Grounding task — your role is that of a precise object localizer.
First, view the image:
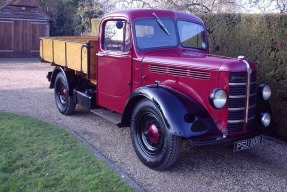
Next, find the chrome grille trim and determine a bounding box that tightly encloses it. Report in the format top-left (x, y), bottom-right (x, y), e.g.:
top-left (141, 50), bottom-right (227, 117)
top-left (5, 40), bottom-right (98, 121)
top-left (249, 92), bottom-right (257, 97)
top-left (228, 104), bottom-right (256, 111)
top-left (228, 119), bottom-right (245, 123)
top-left (229, 95), bottom-right (246, 99)
top-left (228, 107), bottom-right (245, 111)
top-left (228, 71), bottom-right (257, 133)
top-left (249, 104), bottom-right (256, 109)
top-left (228, 117), bottom-right (256, 124)
top-left (242, 59), bottom-right (252, 124)
top-left (229, 82), bottom-right (247, 86)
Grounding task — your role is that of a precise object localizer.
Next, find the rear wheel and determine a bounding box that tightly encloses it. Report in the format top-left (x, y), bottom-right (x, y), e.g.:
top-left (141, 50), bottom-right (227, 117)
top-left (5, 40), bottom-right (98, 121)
top-left (130, 99), bottom-right (182, 170)
top-left (54, 72), bottom-right (76, 115)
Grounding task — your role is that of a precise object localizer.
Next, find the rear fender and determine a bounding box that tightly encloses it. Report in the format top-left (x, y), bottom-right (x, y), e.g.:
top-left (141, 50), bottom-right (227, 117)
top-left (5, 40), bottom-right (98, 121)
top-left (120, 85), bottom-right (218, 138)
top-left (49, 67), bottom-right (75, 96)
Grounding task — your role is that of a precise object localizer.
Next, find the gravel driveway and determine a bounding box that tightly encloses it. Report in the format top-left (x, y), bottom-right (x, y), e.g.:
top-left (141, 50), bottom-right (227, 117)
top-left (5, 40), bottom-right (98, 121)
top-left (1, 58), bottom-right (287, 192)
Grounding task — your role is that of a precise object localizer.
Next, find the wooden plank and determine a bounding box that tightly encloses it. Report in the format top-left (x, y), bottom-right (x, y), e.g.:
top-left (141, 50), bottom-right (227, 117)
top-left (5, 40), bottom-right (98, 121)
top-left (30, 22), bottom-right (38, 50)
top-left (45, 36), bottom-right (98, 43)
top-left (30, 22), bottom-right (49, 57)
top-left (53, 40), bottom-right (66, 65)
top-left (40, 38), bottom-right (53, 62)
top-left (0, 20), bottom-right (14, 57)
top-left (0, 21), bottom-right (13, 50)
top-left (89, 41), bottom-right (98, 80)
top-left (23, 20), bottom-right (30, 57)
top-left (91, 19), bottom-right (101, 36)
top-left (66, 41), bottom-right (87, 73)
top-left (14, 20), bottom-right (23, 57)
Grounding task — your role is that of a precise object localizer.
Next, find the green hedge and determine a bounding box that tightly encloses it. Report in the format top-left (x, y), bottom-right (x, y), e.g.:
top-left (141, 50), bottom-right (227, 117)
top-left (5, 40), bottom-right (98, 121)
top-left (200, 13), bottom-right (287, 140)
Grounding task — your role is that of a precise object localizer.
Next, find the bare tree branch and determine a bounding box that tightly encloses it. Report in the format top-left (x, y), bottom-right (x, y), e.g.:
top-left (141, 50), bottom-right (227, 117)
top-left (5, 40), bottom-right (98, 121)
top-left (100, 0), bottom-right (285, 13)
top-left (275, 0), bottom-right (287, 13)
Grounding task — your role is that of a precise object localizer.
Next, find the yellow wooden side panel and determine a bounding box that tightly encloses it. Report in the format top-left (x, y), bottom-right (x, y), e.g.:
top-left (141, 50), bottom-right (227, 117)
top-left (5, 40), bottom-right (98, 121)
top-left (40, 38), bottom-right (53, 62)
top-left (53, 40), bottom-right (66, 66)
top-left (66, 41), bottom-right (88, 74)
top-left (40, 36), bottom-right (98, 77)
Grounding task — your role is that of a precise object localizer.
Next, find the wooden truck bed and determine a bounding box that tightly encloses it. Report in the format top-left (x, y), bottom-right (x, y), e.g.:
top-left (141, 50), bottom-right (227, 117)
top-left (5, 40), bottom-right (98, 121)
top-left (40, 36), bottom-right (98, 84)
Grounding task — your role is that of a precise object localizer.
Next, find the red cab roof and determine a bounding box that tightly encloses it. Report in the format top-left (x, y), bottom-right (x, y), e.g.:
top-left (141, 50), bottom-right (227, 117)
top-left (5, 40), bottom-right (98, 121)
top-left (105, 9), bottom-right (204, 24)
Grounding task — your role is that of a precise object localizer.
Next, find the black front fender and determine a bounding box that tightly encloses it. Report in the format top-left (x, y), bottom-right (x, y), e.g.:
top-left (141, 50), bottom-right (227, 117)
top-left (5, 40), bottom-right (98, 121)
top-left (120, 85), bottom-right (218, 138)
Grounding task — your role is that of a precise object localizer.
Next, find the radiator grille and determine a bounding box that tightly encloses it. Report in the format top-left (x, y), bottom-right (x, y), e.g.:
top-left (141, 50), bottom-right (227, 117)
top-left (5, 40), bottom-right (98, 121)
top-left (228, 72), bottom-right (257, 132)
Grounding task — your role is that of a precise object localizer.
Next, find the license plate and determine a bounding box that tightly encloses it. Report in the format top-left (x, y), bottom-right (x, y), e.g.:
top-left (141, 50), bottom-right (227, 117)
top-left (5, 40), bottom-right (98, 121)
top-left (233, 135), bottom-right (263, 152)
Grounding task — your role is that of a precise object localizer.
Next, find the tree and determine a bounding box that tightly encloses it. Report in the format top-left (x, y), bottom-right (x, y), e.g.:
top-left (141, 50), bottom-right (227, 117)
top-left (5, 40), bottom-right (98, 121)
top-left (243, 0), bottom-right (287, 13)
top-left (98, 0), bottom-right (118, 13)
top-left (74, 0), bottom-right (103, 35)
top-left (42, 0), bottom-right (78, 35)
top-left (36, 0), bottom-right (103, 35)
top-left (164, 0), bottom-right (241, 13)
top-left (113, 0), bottom-right (241, 13)
top-left (0, 0), bottom-right (103, 35)
top-left (274, 0), bottom-right (287, 13)
top-left (0, 0), bottom-right (6, 7)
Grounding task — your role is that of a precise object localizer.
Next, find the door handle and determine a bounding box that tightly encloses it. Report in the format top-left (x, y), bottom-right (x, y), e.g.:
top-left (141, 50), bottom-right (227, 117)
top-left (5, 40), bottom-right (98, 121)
top-left (96, 53), bottom-right (104, 57)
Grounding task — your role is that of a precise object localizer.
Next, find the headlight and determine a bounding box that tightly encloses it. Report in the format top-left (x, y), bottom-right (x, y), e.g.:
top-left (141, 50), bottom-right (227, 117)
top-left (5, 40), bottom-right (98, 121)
top-left (209, 89), bottom-right (227, 109)
top-left (260, 84), bottom-right (271, 101)
top-left (261, 113), bottom-right (271, 127)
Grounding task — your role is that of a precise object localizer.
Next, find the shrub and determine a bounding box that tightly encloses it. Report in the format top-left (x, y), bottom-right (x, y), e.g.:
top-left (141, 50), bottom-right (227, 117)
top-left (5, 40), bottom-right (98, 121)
top-left (200, 13), bottom-right (287, 140)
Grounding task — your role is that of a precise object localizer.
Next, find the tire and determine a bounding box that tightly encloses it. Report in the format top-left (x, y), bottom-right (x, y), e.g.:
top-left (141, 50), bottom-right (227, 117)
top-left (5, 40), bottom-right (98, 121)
top-left (54, 72), bottom-right (76, 115)
top-left (130, 99), bottom-right (182, 170)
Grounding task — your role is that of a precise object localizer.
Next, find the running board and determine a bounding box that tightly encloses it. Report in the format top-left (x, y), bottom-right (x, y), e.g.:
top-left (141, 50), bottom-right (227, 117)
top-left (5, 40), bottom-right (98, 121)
top-left (90, 108), bottom-right (122, 125)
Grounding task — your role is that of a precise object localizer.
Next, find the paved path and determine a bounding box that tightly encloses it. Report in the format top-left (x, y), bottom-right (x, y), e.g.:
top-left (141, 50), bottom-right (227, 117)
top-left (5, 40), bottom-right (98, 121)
top-left (1, 58), bottom-right (287, 192)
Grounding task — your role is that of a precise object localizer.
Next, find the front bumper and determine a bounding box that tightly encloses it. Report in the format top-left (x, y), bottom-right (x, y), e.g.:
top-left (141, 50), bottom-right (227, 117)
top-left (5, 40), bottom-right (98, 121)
top-left (191, 127), bottom-right (272, 147)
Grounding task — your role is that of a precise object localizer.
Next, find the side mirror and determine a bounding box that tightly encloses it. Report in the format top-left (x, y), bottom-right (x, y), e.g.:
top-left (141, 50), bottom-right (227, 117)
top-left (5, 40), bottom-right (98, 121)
top-left (116, 21), bottom-right (123, 29)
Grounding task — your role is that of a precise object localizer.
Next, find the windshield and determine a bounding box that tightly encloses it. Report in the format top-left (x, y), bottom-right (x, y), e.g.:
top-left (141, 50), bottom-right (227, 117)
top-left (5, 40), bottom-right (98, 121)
top-left (134, 18), bottom-right (178, 50)
top-left (133, 18), bottom-right (207, 50)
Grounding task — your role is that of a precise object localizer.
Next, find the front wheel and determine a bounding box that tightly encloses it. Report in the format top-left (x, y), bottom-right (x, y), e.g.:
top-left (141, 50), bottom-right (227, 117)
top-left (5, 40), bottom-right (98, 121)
top-left (130, 99), bottom-right (182, 170)
top-left (54, 72), bottom-right (76, 115)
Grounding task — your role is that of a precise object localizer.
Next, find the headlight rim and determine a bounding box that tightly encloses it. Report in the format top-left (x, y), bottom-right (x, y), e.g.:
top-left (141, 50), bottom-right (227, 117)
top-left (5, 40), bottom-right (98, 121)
top-left (209, 88), bottom-right (227, 109)
top-left (260, 83), bottom-right (271, 101)
top-left (261, 112), bottom-right (271, 127)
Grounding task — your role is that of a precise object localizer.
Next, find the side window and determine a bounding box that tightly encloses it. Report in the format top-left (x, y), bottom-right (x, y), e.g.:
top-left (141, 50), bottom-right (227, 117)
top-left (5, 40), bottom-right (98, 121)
top-left (103, 20), bottom-right (130, 52)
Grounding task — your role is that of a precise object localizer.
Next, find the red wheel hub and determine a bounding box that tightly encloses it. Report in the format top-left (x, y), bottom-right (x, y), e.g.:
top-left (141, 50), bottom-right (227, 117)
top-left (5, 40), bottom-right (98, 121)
top-left (147, 124), bottom-right (159, 143)
top-left (62, 88), bottom-right (67, 96)
top-left (60, 87), bottom-right (68, 98)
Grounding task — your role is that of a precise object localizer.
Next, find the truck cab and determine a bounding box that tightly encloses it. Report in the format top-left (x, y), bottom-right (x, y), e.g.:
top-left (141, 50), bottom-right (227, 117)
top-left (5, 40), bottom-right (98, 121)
top-left (40, 9), bottom-right (272, 170)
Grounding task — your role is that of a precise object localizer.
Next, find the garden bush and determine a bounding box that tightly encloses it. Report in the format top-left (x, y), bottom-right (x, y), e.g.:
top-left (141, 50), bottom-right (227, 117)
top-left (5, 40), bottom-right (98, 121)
top-left (200, 13), bottom-right (287, 140)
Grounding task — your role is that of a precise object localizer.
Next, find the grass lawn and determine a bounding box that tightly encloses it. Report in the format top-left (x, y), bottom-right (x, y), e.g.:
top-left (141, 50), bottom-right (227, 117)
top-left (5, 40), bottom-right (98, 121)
top-left (0, 112), bottom-right (134, 192)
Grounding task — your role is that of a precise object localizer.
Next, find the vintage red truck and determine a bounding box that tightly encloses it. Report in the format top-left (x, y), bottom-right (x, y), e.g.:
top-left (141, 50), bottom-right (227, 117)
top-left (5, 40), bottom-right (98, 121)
top-left (40, 9), bottom-right (272, 170)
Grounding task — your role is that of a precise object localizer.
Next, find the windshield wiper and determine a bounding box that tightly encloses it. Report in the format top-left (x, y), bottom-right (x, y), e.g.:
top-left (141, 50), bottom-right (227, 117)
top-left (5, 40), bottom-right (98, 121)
top-left (152, 12), bottom-right (170, 36)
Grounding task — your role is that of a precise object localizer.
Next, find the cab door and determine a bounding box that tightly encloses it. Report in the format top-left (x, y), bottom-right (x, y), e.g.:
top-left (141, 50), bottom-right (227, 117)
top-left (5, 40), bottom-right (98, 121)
top-left (97, 19), bottom-right (132, 113)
